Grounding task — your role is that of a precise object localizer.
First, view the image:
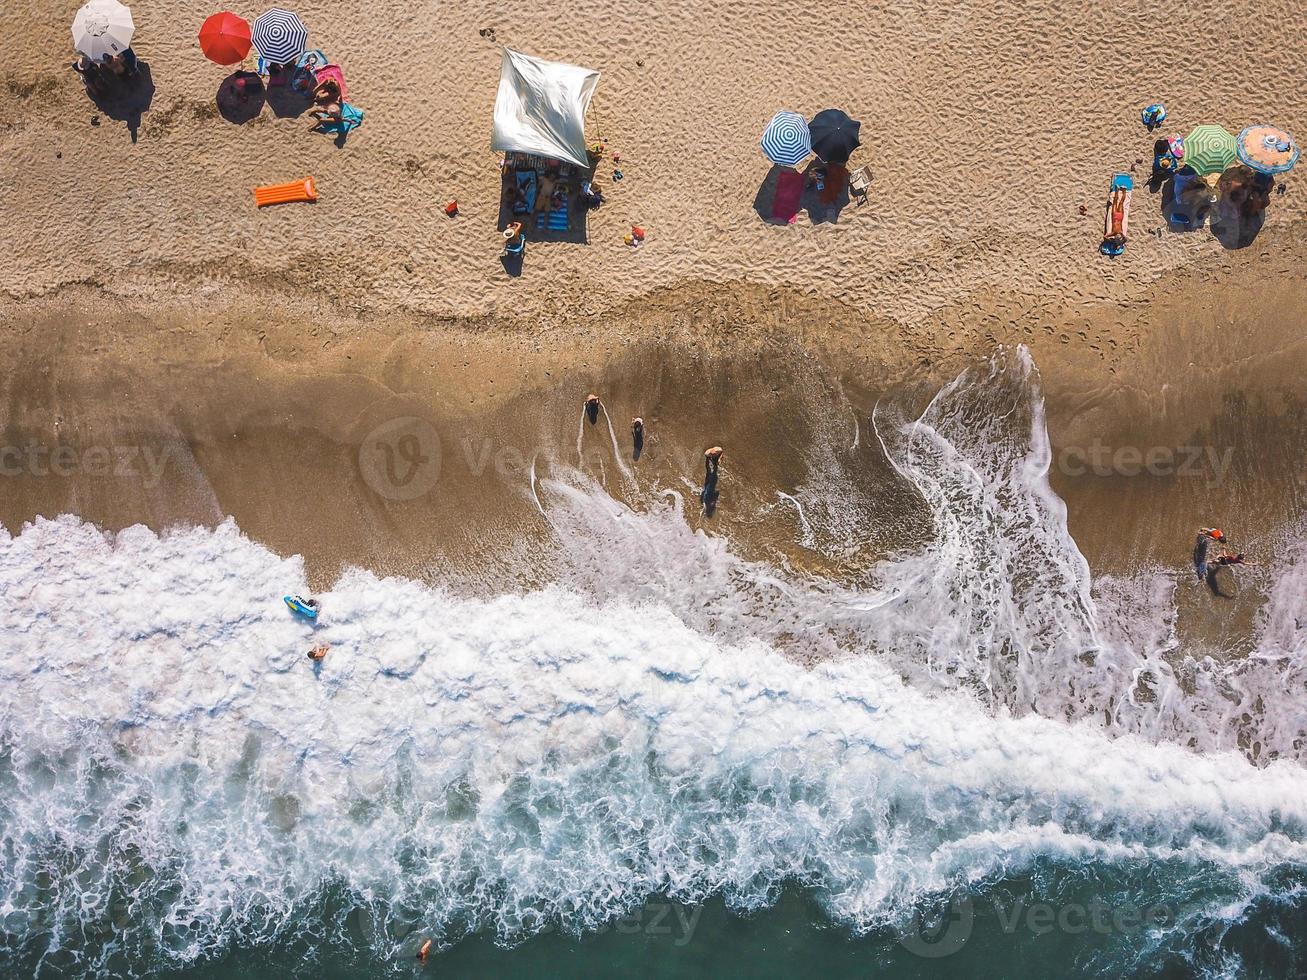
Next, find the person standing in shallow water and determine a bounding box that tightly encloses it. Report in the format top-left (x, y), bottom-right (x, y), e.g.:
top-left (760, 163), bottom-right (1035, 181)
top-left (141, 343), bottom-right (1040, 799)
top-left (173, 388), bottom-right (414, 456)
top-left (704, 446), bottom-right (723, 480)
top-left (702, 446), bottom-right (723, 514)
top-left (585, 394), bottom-right (601, 425)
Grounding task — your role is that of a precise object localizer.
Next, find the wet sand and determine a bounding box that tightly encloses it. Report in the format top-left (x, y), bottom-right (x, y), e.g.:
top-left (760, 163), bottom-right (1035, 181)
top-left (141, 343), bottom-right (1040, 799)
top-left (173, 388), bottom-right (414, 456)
top-left (3, 221), bottom-right (1306, 620)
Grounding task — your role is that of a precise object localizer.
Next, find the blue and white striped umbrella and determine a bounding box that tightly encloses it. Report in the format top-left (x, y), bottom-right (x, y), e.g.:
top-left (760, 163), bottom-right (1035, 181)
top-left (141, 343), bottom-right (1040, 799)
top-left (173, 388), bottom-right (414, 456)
top-left (760, 110), bottom-right (811, 167)
top-left (251, 8), bottom-right (308, 65)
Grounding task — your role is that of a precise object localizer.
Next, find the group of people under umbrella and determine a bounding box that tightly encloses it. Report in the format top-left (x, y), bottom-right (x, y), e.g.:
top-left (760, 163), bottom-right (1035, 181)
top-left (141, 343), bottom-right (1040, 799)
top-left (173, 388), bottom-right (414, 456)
top-left (70, 0), bottom-right (362, 137)
top-left (197, 7), bottom-right (362, 134)
top-left (1104, 108), bottom-right (1297, 254)
top-left (70, 0), bottom-right (142, 97)
top-left (759, 108), bottom-right (863, 223)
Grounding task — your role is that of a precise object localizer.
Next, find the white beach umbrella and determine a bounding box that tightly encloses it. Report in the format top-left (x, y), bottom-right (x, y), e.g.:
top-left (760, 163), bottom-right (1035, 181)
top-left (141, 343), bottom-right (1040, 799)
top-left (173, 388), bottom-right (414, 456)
top-left (72, 0), bottom-right (135, 60)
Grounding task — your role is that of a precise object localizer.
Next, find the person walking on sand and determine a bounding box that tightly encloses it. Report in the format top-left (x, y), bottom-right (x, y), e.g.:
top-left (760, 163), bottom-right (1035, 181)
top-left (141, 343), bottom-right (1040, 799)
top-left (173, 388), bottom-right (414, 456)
top-left (585, 394), bottom-right (601, 425)
top-left (632, 417), bottom-right (644, 457)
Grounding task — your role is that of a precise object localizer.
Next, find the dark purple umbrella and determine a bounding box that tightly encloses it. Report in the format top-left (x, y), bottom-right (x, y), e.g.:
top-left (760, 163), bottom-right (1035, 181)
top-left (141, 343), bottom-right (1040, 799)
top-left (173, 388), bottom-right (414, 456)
top-left (809, 109), bottom-right (861, 164)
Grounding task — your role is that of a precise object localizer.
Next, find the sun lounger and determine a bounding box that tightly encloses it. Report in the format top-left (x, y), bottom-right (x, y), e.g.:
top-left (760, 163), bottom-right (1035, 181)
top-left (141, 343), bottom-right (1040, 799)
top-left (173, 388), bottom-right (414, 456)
top-left (1100, 173), bottom-right (1131, 256)
top-left (503, 232), bottom-right (526, 257)
top-left (848, 165), bottom-right (872, 205)
top-left (772, 168), bottom-right (804, 224)
top-left (254, 177), bottom-right (318, 207)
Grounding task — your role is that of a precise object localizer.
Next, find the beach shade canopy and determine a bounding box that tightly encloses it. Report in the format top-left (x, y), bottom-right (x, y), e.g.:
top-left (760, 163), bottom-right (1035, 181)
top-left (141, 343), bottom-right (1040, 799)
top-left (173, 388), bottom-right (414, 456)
top-left (809, 108), bottom-right (861, 164)
top-left (491, 49), bottom-right (600, 169)
top-left (72, 0), bottom-right (134, 61)
top-left (760, 110), bottom-right (812, 167)
top-left (251, 8), bottom-right (307, 65)
top-left (199, 11), bottom-right (252, 65)
top-left (1237, 125), bottom-right (1299, 175)
top-left (1183, 124), bottom-right (1237, 176)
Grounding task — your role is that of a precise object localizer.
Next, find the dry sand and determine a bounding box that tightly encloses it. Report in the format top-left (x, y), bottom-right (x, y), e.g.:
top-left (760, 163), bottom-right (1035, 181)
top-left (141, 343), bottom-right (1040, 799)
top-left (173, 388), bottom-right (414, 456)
top-left (3, 0), bottom-right (1304, 324)
top-left (2, 0), bottom-right (1307, 609)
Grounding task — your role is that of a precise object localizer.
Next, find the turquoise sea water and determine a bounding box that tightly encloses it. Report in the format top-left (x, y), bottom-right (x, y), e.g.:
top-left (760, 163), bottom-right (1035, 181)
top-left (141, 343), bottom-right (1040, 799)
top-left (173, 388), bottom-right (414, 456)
top-left (154, 879), bottom-right (1306, 979)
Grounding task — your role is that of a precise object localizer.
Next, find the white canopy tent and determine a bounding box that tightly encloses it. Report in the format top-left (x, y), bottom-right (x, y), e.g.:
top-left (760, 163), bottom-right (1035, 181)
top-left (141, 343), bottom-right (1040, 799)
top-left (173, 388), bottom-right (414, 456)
top-left (491, 49), bottom-right (600, 169)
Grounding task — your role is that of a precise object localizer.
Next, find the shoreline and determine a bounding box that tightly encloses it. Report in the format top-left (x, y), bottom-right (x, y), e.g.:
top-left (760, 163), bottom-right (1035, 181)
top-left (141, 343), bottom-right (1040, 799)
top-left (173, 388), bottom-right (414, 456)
top-left (3, 220), bottom-right (1305, 598)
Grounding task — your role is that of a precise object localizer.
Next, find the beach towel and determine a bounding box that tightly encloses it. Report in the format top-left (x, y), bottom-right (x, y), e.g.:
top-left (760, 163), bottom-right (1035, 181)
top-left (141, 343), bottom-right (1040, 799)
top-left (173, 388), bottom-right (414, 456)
top-left (297, 49), bottom-right (330, 72)
top-left (542, 197), bottom-right (569, 231)
top-left (772, 169), bottom-right (804, 224)
top-left (515, 170), bottom-right (537, 213)
top-left (1100, 173), bottom-right (1131, 255)
top-left (312, 102), bottom-right (364, 136)
top-left (820, 163), bottom-right (848, 204)
top-left (314, 64), bottom-right (347, 101)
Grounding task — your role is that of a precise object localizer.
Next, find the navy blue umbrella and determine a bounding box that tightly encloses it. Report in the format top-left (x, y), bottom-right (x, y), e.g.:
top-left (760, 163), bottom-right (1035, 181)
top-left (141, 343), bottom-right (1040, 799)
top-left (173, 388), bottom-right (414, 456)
top-left (809, 109), bottom-right (861, 164)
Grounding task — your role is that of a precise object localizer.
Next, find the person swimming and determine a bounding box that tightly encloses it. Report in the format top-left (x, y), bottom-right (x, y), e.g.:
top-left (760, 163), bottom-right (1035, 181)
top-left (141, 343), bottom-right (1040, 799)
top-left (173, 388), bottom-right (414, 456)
top-left (306, 644), bottom-right (329, 661)
top-left (585, 394), bottom-right (601, 425)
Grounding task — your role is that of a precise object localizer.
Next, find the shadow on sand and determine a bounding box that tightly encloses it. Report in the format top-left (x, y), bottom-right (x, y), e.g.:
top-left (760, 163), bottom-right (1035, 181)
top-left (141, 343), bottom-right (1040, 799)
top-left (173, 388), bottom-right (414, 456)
top-left (753, 164), bottom-right (852, 226)
top-left (265, 78), bottom-right (313, 119)
top-left (1210, 200), bottom-right (1266, 250)
top-left (85, 62), bottom-right (155, 142)
top-left (500, 251), bottom-right (524, 278)
top-left (216, 71), bottom-right (265, 124)
top-left (1159, 175), bottom-right (1212, 233)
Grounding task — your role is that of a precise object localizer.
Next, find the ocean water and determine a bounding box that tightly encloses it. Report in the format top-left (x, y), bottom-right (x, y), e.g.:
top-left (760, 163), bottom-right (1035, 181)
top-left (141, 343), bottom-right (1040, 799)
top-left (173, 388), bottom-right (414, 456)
top-left (2, 351), bottom-right (1305, 978)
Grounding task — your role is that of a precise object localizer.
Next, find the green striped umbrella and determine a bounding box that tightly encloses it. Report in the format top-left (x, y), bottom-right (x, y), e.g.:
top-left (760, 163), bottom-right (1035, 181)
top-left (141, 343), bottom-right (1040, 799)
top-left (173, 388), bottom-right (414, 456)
top-left (1183, 124), bottom-right (1237, 175)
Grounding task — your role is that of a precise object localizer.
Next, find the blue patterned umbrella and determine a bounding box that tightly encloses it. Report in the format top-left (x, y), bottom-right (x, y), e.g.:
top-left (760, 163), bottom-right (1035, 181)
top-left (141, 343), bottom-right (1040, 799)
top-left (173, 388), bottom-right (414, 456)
top-left (251, 8), bottom-right (307, 65)
top-left (761, 110), bottom-right (811, 167)
top-left (1236, 125), bottom-right (1299, 175)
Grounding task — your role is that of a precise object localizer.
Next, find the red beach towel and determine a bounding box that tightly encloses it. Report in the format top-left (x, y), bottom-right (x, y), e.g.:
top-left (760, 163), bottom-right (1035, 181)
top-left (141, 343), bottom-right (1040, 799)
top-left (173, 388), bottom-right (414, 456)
top-left (772, 169), bottom-right (804, 224)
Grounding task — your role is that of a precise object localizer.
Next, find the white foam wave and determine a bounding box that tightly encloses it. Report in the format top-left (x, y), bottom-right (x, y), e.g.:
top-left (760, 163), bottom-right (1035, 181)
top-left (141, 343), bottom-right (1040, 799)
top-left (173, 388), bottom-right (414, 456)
top-left (1, 516), bottom-right (1305, 975)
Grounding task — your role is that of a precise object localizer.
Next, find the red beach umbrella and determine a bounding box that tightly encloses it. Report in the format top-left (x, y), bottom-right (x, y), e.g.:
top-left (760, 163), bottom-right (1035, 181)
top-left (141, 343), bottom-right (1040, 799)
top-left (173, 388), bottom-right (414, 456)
top-left (199, 11), bottom-right (252, 65)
